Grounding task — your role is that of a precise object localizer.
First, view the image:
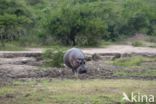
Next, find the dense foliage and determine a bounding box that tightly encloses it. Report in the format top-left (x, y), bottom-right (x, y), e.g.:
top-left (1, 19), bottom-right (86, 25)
top-left (0, 0), bottom-right (33, 46)
top-left (0, 0), bottom-right (156, 46)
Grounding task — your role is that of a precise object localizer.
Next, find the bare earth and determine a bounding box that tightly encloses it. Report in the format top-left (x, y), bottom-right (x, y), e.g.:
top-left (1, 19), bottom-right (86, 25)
top-left (82, 45), bottom-right (156, 55)
top-left (28, 45), bottom-right (156, 55)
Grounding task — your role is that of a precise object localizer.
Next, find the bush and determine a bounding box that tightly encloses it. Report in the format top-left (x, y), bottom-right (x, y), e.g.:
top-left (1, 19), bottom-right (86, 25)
top-left (42, 48), bottom-right (65, 67)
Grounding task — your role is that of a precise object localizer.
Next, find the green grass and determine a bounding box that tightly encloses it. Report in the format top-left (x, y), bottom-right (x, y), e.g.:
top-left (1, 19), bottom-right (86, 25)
top-left (114, 69), bottom-right (156, 77)
top-left (113, 56), bottom-right (156, 67)
top-left (113, 56), bottom-right (144, 67)
top-left (0, 86), bottom-right (15, 96)
top-left (0, 41), bottom-right (71, 51)
top-left (112, 56), bottom-right (156, 77)
top-left (147, 36), bottom-right (156, 43)
top-left (132, 41), bottom-right (144, 47)
top-left (0, 79), bottom-right (156, 104)
top-left (0, 42), bottom-right (25, 51)
top-left (99, 40), bottom-right (112, 48)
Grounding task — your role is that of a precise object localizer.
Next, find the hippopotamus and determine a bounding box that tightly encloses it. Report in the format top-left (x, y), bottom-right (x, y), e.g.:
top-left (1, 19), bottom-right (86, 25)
top-left (64, 48), bottom-right (87, 74)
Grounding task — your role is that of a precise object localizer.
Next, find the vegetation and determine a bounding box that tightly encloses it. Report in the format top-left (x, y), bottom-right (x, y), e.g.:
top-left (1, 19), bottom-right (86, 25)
top-left (114, 69), bottom-right (156, 77)
top-left (113, 56), bottom-right (144, 67)
top-left (0, 0), bottom-right (156, 47)
top-left (132, 41), bottom-right (144, 47)
top-left (112, 56), bottom-right (156, 77)
top-left (113, 56), bottom-right (156, 67)
top-left (0, 0), bottom-right (33, 47)
top-left (147, 36), bottom-right (156, 43)
top-left (0, 79), bottom-right (156, 104)
top-left (42, 48), bottom-right (65, 67)
top-left (0, 1), bottom-right (156, 104)
top-left (0, 41), bottom-right (25, 51)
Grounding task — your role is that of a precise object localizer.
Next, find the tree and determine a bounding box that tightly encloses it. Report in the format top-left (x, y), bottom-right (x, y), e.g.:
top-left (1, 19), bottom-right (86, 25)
top-left (47, 3), bottom-right (106, 46)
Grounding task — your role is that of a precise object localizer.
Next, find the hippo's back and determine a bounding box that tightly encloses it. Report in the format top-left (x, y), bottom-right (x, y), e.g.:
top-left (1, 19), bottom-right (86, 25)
top-left (64, 48), bottom-right (85, 69)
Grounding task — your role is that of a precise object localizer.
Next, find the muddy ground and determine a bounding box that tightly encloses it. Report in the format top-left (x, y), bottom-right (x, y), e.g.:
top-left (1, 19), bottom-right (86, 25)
top-left (0, 55), bottom-right (116, 80)
top-left (0, 50), bottom-right (156, 86)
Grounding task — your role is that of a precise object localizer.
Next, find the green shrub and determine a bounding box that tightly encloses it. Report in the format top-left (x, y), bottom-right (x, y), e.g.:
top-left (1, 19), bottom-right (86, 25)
top-left (42, 48), bottom-right (65, 67)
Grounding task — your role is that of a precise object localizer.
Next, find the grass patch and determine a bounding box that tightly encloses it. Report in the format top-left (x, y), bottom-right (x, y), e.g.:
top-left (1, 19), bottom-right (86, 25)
top-left (99, 40), bottom-right (112, 48)
top-left (147, 36), bottom-right (156, 43)
top-left (132, 41), bottom-right (144, 47)
top-left (113, 56), bottom-right (156, 77)
top-left (0, 41), bottom-right (71, 51)
top-left (0, 86), bottom-right (15, 96)
top-left (0, 41), bottom-right (25, 51)
top-left (113, 56), bottom-right (156, 67)
top-left (114, 69), bottom-right (156, 77)
top-left (0, 79), bottom-right (156, 104)
top-left (113, 56), bottom-right (144, 67)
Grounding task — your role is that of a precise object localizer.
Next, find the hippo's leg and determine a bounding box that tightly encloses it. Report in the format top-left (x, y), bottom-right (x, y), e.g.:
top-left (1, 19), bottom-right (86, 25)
top-left (74, 72), bottom-right (79, 79)
top-left (72, 68), bottom-right (79, 79)
top-left (72, 68), bottom-right (75, 73)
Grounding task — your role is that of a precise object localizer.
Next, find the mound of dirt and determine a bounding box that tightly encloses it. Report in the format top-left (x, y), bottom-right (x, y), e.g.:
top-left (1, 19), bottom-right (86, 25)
top-left (0, 57), bottom-right (37, 65)
top-left (0, 64), bottom-right (39, 78)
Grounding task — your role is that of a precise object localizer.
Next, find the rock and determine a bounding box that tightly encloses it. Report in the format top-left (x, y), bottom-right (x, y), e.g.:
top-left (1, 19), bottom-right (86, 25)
top-left (92, 53), bottom-right (101, 61)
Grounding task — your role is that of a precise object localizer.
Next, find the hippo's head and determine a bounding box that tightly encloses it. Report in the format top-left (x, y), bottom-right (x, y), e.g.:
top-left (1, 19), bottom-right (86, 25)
top-left (76, 59), bottom-right (87, 74)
